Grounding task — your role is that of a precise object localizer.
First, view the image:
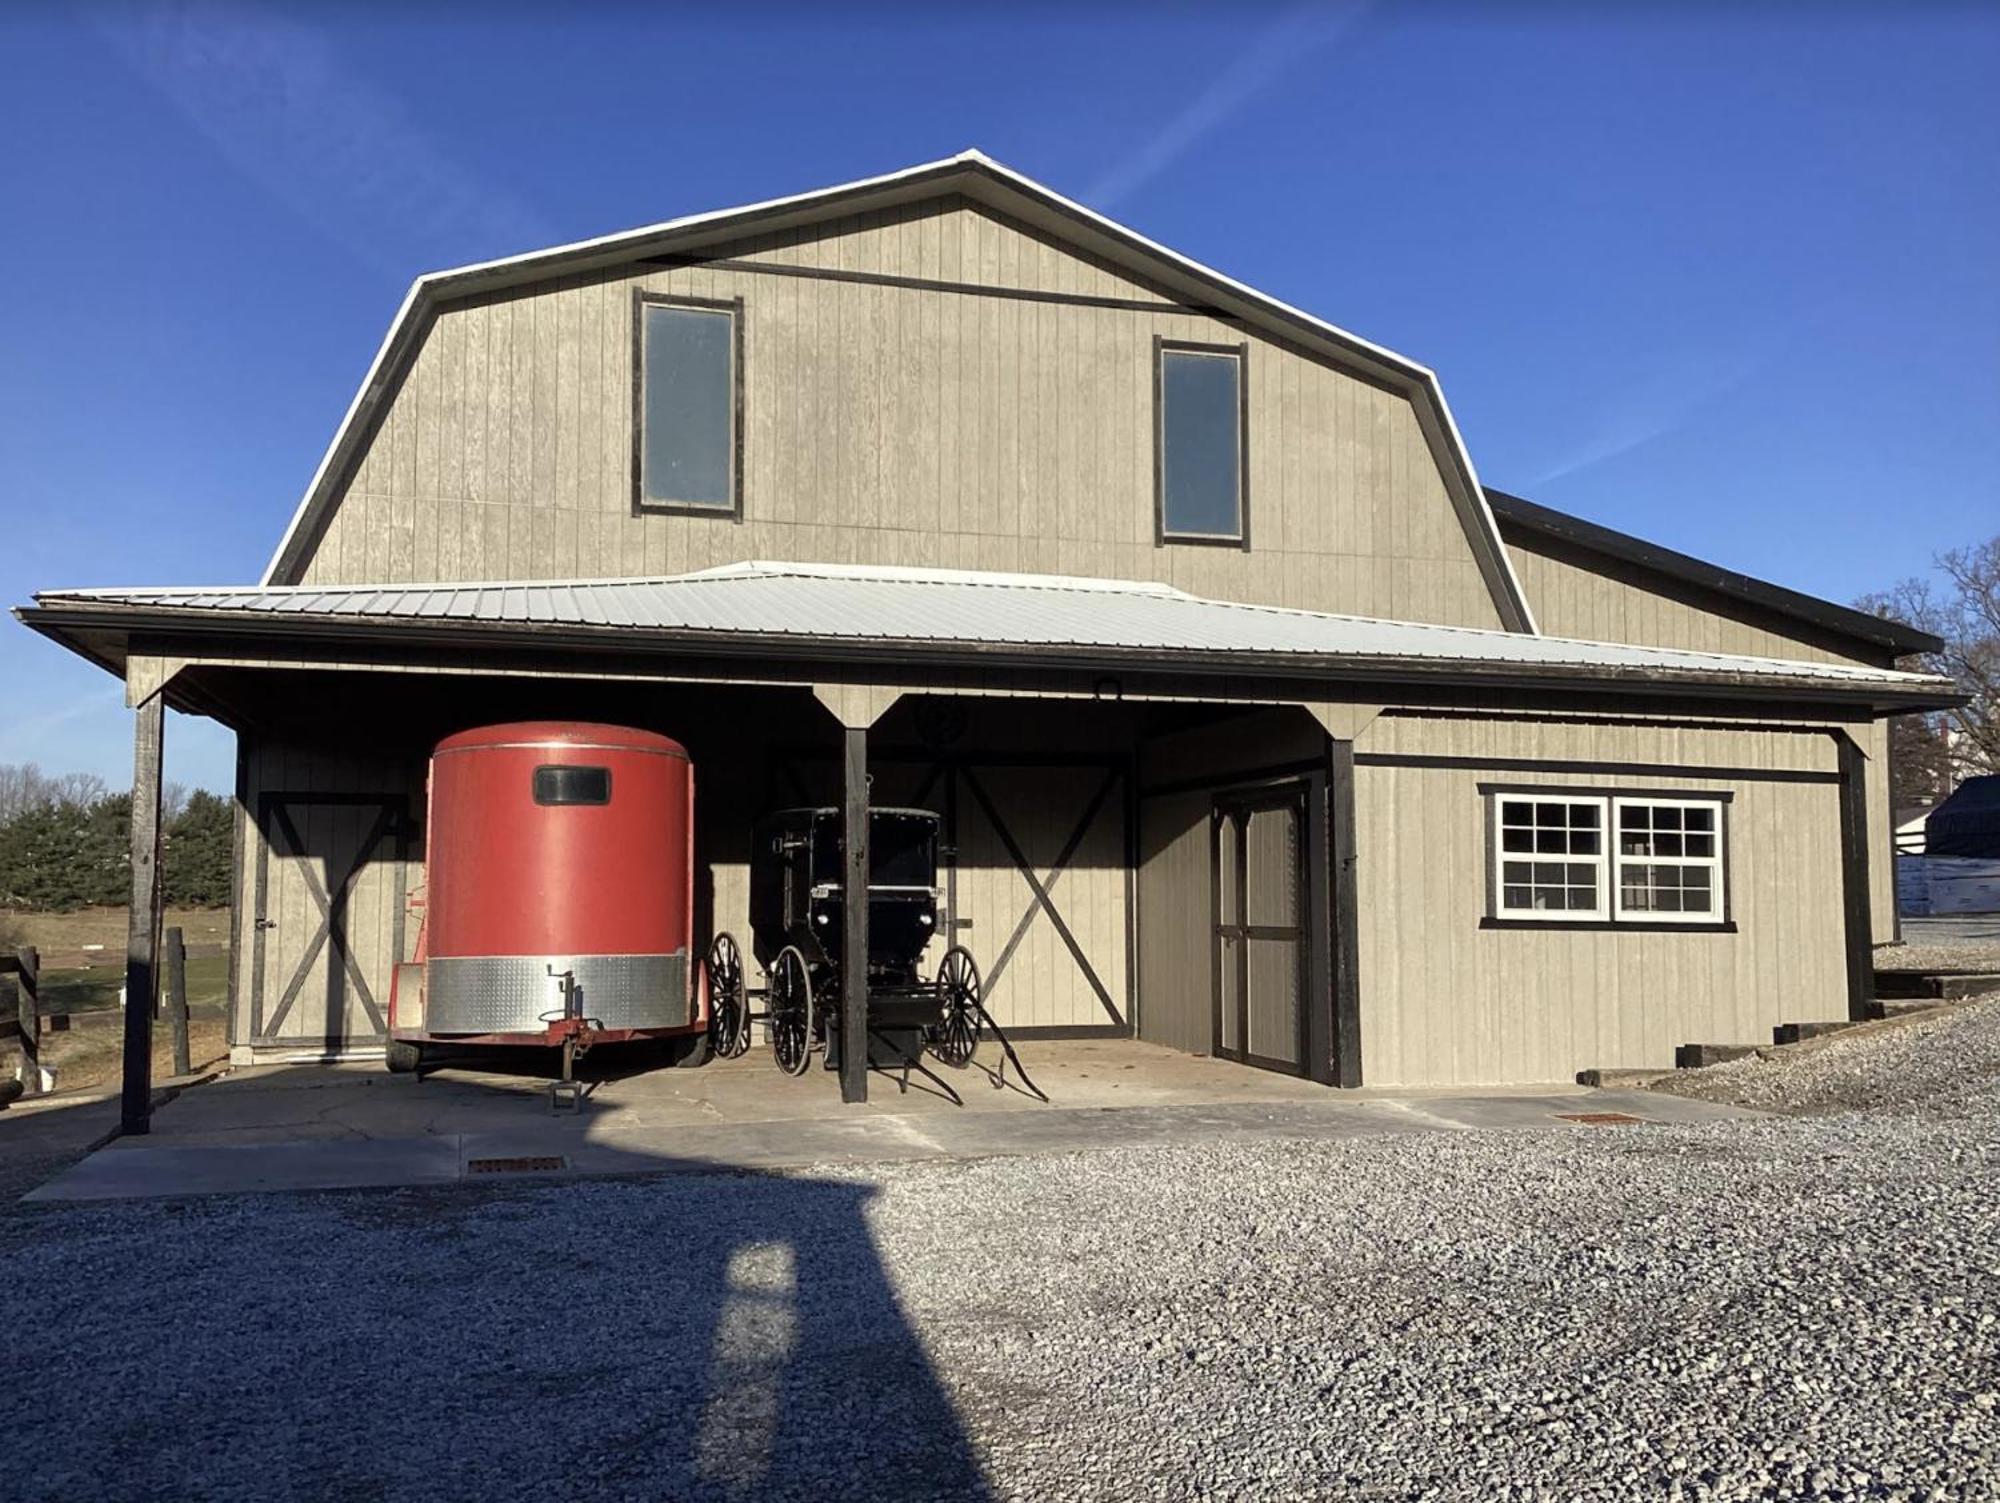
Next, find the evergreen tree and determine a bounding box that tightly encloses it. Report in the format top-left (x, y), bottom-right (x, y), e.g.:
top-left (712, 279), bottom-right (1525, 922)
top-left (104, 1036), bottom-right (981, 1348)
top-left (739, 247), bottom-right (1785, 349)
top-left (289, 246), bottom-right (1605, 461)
top-left (165, 790), bottom-right (235, 906)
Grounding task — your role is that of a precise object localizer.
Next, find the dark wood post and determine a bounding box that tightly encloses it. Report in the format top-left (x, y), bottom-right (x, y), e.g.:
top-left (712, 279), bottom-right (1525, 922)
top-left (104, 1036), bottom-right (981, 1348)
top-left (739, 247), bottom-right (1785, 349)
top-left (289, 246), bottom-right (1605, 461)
top-left (164, 926), bottom-right (191, 1077)
top-left (1327, 740), bottom-right (1363, 1088)
top-left (1836, 730), bottom-right (1875, 1023)
top-left (13, 947), bottom-right (39, 1097)
top-left (841, 724), bottom-right (870, 1105)
top-left (122, 692), bottom-right (166, 1137)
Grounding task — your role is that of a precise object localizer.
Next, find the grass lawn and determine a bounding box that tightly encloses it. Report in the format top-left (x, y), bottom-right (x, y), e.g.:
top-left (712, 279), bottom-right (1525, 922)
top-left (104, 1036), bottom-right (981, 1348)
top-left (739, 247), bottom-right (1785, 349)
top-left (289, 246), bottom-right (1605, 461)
top-left (0, 907), bottom-right (231, 969)
top-left (37, 1010), bottom-right (231, 1094)
top-left (36, 952), bottom-right (230, 1017)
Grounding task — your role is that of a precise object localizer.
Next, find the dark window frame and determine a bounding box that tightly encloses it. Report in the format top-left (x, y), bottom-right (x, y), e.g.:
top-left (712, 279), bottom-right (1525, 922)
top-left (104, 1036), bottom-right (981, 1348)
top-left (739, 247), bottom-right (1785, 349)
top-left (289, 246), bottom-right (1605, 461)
top-left (533, 764), bottom-right (613, 807)
top-left (1154, 335), bottom-right (1250, 550)
top-left (1478, 784), bottom-right (1735, 933)
top-left (630, 290), bottom-right (746, 522)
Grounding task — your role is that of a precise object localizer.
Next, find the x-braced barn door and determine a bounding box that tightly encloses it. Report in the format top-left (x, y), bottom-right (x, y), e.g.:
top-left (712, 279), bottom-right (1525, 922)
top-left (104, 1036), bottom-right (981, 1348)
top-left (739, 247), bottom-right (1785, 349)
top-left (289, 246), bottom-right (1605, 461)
top-left (251, 793), bottom-right (409, 1054)
top-left (1212, 784), bottom-right (1309, 1075)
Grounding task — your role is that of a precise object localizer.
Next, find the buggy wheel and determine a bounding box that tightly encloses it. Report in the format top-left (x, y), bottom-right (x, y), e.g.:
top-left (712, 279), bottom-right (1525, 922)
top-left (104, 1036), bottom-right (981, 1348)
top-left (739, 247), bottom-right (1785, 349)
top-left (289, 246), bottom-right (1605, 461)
top-left (707, 933), bottom-right (750, 1059)
top-left (769, 946), bottom-right (815, 1079)
top-left (929, 946), bottom-right (983, 1068)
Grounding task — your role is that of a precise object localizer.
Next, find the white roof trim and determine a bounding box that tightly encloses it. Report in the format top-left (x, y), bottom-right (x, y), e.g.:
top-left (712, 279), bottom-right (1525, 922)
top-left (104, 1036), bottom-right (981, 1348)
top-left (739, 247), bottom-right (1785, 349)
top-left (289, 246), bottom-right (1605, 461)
top-left (256, 149), bottom-right (1535, 634)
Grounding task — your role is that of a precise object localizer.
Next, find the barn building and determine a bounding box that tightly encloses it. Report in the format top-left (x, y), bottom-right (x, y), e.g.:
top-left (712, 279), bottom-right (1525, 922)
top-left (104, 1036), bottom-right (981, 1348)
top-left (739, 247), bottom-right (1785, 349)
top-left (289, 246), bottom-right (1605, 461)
top-left (15, 152), bottom-right (1954, 1114)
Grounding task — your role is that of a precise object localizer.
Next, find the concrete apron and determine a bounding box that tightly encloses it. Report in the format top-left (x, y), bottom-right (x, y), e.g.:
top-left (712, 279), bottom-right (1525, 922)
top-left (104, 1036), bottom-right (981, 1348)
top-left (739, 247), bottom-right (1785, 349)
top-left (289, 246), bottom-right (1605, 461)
top-left (23, 1041), bottom-right (1761, 1203)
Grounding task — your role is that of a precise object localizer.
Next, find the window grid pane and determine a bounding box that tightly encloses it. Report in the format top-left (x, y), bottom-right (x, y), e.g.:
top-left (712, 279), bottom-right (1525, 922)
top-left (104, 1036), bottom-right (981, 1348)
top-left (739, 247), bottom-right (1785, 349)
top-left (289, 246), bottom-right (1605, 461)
top-left (1494, 798), bottom-right (1605, 917)
top-left (1612, 799), bottom-right (1725, 920)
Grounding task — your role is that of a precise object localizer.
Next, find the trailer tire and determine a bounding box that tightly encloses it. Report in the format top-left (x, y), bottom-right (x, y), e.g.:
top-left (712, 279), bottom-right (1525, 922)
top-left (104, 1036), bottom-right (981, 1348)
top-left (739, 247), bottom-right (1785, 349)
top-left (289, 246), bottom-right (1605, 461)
top-left (673, 1030), bottom-right (712, 1069)
top-left (385, 1039), bottom-right (425, 1075)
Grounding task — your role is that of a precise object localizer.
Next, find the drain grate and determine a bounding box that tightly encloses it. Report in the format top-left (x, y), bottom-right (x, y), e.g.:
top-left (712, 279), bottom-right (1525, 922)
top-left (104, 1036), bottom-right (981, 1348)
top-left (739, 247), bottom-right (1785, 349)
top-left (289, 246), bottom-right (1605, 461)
top-left (1556, 1112), bottom-right (1646, 1127)
top-left (467, 1155), bottom-right (567, 1174)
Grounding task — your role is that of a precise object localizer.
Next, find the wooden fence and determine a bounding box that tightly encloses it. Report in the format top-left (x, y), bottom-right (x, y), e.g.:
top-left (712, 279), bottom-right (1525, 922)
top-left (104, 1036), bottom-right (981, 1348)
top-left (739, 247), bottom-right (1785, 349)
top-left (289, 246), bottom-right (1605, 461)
top-left (1, 928), bottom-right (194, 1101)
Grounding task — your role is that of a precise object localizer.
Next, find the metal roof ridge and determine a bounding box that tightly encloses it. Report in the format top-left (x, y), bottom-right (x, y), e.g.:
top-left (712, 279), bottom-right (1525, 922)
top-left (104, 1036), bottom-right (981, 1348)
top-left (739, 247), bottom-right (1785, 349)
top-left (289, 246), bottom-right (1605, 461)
top-left (680, 560), bottom-right (1188, 595)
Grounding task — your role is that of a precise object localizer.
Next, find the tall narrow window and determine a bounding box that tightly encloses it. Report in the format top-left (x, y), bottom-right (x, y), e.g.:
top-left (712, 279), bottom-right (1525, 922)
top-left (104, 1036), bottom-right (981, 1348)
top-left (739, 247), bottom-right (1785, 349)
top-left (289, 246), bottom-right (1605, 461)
top-left (635, 294), bottom-right (740, 515)
top-left (1157, 341), bottom-right (1246, 544)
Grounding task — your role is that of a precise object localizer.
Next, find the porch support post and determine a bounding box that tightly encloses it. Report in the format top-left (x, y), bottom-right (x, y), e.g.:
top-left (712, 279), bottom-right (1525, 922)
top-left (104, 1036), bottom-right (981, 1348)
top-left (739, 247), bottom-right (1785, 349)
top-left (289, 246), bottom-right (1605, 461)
top-left (1327, 738), bottom-right (1363, 1087)
top-left (121, 690), bottom-right (166, 1137)
top-left (841, 724), bottom-right (870, 1105)
top-left (1835, 730), bottom-right (1875, 1023)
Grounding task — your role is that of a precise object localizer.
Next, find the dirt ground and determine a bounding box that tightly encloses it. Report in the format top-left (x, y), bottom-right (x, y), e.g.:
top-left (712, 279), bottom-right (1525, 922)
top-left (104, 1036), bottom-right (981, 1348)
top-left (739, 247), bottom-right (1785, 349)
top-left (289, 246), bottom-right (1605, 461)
top-left (0, 906), bottom-right (230, 968)
top-left (34, 1011), bottom-right (230, 1094)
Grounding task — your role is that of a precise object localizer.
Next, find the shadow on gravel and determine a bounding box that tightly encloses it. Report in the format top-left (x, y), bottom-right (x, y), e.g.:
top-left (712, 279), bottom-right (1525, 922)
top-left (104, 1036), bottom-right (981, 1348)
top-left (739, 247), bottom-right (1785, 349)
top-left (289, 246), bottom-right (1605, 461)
top-left (13, 1059), bottom-right (997, 1503)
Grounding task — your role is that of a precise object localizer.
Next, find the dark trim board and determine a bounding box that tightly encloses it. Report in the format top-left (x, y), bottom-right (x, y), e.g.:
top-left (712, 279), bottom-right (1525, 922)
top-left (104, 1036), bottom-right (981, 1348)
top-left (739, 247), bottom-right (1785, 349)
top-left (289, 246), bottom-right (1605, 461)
top-left (1326, 740), bottom-right (1362, 1088)
top-left (1479, 918), bottom-right (1740, 934)
top-left (1476, 782), bottom-right (1738, 804)
top-left (1836, 734), bottom-right (1875, 1022)
top-left (1359, 752), bottom-right (1840, 784)
top-left (644, 250), bottom-right (1205, 319)
top-left (1139, 757), bottom-right (1329, 801)
top-left (1002, 1024), bottom-right (1134, 1042)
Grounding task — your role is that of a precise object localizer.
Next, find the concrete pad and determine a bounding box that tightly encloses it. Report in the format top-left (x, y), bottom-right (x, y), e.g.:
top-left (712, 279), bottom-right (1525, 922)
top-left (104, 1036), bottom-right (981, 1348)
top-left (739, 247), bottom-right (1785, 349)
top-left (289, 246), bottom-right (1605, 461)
top-left (23, 1084), bottom-right (1762, 1202)
top-left (26, 1134), bottom-right (465, 1202)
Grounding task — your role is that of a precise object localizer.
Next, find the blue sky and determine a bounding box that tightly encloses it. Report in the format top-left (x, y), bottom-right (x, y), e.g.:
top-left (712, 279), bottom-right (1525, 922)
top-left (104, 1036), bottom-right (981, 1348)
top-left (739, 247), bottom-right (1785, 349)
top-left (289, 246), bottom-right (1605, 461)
top-left (2, 2), bottom-right (1994, 794)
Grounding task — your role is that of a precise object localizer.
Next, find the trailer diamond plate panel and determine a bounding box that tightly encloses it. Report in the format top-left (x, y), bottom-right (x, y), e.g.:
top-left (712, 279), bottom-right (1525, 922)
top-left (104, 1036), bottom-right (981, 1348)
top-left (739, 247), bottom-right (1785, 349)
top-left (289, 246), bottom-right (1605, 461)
top-left (425, 952), bottom-right (689, 1034)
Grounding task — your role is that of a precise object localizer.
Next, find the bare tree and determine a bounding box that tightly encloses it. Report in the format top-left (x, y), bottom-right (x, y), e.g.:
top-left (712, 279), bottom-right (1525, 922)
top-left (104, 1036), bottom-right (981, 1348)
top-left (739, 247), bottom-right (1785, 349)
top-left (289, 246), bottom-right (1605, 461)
top-left (0, 764), bottom-right (45, 822)
top-left (50, 771), bottom-right (109, 809)
top-left (1860, 533), bottom-right (2000, 791)
top-left (161, 780), bottom-right (191, 824)
top-left (0, 764), bottom-right (115, 820)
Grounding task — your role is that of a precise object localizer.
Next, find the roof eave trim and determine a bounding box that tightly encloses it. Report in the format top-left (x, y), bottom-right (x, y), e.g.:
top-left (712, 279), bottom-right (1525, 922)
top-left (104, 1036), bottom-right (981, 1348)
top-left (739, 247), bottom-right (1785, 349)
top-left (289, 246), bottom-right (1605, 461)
top-left (16, 602), bottom-right (1961, 714)
top-left (1488, 488), bottom-right (1943, 658)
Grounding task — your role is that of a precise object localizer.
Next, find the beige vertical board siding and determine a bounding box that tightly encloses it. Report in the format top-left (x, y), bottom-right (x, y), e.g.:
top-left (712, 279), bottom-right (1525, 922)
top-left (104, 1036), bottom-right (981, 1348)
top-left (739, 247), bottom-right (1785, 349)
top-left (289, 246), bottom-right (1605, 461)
top-left (1353, 712), bottom-right (1848, 1087)
top-left (289, 202), bottom-right (1510, 630)
top-left (1136, 790), bottom-right (1213, 1053)
top-left (1504, 534), bottom-right (1883, 668)
top-left (1501, 533), bottom-right (1900, 944)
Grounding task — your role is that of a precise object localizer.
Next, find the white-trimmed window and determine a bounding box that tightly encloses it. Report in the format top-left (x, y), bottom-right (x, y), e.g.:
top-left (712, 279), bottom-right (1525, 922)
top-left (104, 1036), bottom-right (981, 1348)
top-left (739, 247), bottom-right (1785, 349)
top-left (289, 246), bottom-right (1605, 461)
top-left (1493, 796), bottom-right (1608, 919)
top-left (1489, 791), bottom-right (1728, 926)
top-left (1614, 798), bottom-right (1724, 923)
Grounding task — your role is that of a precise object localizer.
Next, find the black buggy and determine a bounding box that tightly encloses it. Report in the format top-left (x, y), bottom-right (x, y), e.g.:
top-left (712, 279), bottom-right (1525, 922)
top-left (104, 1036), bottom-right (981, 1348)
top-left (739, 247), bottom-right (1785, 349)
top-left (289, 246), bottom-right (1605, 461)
top-left (703, 806), bottom-right (1042, 1102)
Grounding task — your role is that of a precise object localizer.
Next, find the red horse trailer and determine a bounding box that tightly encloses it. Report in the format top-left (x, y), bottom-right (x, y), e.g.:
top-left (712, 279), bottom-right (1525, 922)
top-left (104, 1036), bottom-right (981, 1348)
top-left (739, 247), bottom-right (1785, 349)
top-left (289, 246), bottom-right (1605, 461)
top-left (387, 722), bottom-right (707, 1083)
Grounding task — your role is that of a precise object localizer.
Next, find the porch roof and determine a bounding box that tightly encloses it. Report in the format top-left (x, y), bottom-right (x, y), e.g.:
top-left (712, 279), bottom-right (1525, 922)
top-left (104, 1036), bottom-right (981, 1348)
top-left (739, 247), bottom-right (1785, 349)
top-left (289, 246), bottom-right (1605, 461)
top-left (20, 561), bottom-right (1961, 712)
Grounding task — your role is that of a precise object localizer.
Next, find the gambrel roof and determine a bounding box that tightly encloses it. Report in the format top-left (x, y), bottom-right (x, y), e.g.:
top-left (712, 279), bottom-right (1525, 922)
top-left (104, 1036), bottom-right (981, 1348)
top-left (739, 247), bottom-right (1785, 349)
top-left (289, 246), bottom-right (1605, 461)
top-left (259, 150), bottom-right (1539, 633)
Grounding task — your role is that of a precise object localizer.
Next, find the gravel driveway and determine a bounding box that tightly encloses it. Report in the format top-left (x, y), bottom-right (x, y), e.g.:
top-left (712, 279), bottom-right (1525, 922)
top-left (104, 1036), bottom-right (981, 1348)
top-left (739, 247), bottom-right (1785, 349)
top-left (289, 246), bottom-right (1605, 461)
top-left (9, 1016), bottom-right (1998, 1502)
